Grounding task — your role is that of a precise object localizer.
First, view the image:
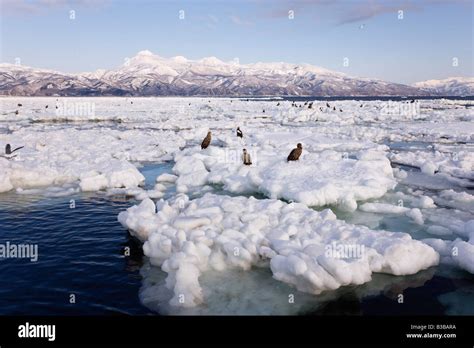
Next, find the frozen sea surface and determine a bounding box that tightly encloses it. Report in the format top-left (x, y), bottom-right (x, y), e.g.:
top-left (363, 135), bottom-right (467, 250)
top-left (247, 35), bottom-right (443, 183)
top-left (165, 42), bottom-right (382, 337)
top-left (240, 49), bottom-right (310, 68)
top-left (0, 96), bottom-right (473, 315)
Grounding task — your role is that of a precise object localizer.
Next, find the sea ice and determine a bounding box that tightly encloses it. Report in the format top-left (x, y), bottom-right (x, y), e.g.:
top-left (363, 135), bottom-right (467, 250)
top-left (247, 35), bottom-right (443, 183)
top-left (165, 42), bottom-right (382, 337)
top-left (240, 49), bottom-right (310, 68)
top-left (171, 133), bottom-right (396, 211)
top-left (118, 193), bottom-right (439, 308)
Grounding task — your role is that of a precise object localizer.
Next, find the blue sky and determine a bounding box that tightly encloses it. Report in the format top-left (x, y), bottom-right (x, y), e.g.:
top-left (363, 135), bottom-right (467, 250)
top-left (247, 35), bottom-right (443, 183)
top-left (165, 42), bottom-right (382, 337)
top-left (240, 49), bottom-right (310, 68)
top-left (0, 0), bottom-right (472, 84)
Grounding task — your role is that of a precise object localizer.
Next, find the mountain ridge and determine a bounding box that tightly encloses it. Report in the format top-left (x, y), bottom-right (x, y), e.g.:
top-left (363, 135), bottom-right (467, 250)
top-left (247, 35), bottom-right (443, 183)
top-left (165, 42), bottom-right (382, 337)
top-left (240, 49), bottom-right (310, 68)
top-left (1, 51), bottom-right (472, 97)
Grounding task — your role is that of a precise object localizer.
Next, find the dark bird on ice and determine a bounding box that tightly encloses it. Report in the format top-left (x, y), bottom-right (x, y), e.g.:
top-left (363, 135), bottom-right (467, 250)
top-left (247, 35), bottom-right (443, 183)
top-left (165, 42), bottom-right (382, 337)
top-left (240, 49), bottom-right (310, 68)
top-left (287, 143), bottom-right (303, 162)
top-left (262, 109), bottom-right (265, 113)
top-left (410, 99), bottom-right (416, 103)
top-left (236, 127), bottom-right (243, 138)
top-left (277, 102), bottom-right (280, 106)
top-left (201, 131), bottom-right (212, 149)
top-left (333, 106), bottom-right (336, 111)
top-left (45, 105), bottom-right (48, 109)
top-left (339, 109), bottom-right (343, 112)
top-left (242, 149), bottom-right (252, 166)
top-left (5, 144), bottom-right (24, 155)
top-left (15, 110), bottom-right (19, 115)
top-left (326, 103), bottom-right (331, 108)
top-left (17, 103), bottom-right (22, 107)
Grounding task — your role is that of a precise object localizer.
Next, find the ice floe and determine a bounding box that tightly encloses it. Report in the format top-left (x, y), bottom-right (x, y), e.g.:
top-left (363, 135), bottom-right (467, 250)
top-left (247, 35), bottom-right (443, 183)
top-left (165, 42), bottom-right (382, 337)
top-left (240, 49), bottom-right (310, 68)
top-left (0, 127), bottom-right (184, 193)
top-left (118, 193), bottom-right (439, 308)
top-left (171, 133), bottom-right (396, 211)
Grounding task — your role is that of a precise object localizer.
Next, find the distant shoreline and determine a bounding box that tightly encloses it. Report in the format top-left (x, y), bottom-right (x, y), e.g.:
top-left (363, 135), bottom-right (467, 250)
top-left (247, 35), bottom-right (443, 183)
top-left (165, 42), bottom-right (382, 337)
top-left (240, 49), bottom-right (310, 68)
top-left (1, 95), bottom-right (473, 100)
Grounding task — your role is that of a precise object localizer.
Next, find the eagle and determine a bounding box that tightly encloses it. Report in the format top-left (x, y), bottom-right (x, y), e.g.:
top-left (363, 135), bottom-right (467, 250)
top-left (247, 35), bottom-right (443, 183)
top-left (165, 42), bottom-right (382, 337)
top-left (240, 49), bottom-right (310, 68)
top-left (242, 149), bottom-right (252, 165)
top-left (287, 143), bottom-right (303, 162)
top-left (201, 131), bottom-right (212, 149)
top-left (5, 144), bottom-right (24, 155)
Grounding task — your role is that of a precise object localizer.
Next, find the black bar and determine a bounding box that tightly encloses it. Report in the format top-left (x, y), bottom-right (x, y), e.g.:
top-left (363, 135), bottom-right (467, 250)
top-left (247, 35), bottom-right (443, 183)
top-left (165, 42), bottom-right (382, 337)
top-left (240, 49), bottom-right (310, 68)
top-left (0, 316), bottom-right (472, 346)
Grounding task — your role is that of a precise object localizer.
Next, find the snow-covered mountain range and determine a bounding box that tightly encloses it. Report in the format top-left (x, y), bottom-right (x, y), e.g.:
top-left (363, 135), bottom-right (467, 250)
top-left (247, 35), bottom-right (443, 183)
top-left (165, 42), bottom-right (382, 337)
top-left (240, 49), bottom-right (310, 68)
top-left (0, 50), bottom-right (472, 96)
top-left (412, 77), bottom-right (474, 97)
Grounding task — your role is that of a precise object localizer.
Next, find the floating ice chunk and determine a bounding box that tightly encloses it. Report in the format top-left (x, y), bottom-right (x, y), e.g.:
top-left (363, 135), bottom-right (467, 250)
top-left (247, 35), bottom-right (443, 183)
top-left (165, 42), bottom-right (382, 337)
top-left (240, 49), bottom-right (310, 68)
top-left (79, 173), bottom-right (108, 192)
top-left (172, 144), bottom-right (396, 210)
top-left (423, 233), bottom-right (474, 274)
top-left (380, 240), bottom-right (436, 275)
top-left (421, 161), bottom-right (437, 175)
top-left (359, 202), bottom-right (424, 225)
top-left (118, 198), bottom-right (158, 241)
top-left (156, 173), bottom-right (178, 183)
top-left (0, 168), bottom-right (13, 193)
top-left (393, 168), bottom-right (408, 179)
top-left (435, 190), bottom-right (474, 212)
top-left (119, 193), bottom-right (439, 307)
top-left (0, 126), bottom-right (183, 194)
top-left (359, 202), bottom-right (409, 214)
top-left (413, 196), bottom-right (436, 209)
top-left (426, 225), bottom-right (452, 236)
top-left (406, 208), bottom-right (424, 225)
top-left (453, 241), bottom-right (474, 273)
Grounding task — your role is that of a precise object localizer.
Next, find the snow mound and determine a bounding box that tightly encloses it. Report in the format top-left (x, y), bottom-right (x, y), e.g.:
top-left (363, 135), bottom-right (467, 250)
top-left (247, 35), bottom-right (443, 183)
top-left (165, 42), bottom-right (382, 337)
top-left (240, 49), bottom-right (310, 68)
top-left (118, 193), bottom-right (439, 308)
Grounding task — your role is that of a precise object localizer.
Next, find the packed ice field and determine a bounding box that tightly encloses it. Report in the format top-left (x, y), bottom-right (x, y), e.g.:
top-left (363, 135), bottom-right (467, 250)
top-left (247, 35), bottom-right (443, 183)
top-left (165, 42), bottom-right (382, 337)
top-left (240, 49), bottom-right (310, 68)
top-left (0, 96), bottom-right (473, 314)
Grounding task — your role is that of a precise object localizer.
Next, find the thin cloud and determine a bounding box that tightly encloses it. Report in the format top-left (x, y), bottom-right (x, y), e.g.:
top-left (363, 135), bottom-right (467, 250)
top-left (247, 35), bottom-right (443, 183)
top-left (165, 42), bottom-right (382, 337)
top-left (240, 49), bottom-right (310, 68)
top-left (230, 15), bottom-right (253, 26)
top-left (197, 14), bottom-right (219, 30)
top-left (264, 0), bottom-right (471, 25)
top-left (1, 0), bottom-right (110, 15)
top-left (208, 14), bottom-right (219, 24)
top-left (336, 1), bottom-right (420, 25)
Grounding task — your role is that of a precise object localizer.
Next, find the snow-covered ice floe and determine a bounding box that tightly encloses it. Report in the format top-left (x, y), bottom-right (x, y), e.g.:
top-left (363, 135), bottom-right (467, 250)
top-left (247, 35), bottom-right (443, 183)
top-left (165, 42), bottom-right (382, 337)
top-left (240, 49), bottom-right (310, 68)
top-left (423, 222), bottom-right (474, 275)
top-left (171, 132), bottom-right (396, 211)
top-left (0, 127), bottom-right (185, 193)
top-left (118, 193), bottom-right (439, 308)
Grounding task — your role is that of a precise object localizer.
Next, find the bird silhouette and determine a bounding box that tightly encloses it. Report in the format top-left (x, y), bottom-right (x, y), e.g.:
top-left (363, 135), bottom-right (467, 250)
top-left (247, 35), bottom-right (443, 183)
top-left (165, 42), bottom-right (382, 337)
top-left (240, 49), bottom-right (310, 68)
top-left (5, 144), bottom-right (24, 155)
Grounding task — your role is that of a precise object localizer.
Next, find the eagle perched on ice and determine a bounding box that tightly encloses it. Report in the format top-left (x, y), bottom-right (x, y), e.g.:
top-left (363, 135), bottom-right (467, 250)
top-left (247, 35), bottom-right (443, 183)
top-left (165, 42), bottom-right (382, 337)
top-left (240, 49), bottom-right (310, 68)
top-left (242, 149), bottom-right (252, 165)
top-left (5, 144), bottom-right (24, 155)
top-left (287, 143), bottom-right (303, 162)
top-left (201, 131), bottom-right (212, 149)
